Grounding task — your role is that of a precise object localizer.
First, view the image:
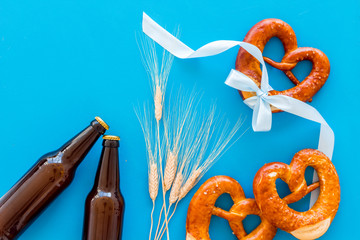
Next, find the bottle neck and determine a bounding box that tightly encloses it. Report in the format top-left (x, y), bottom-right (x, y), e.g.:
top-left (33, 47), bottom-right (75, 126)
top-left (94, 140), bottom-right (120, 192)
top-left (59, 120), bottom-right (106, 168)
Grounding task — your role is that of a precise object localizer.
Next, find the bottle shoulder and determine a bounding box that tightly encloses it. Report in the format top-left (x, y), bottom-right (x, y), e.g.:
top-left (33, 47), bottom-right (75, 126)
top-left (21, 154), bottom-right (76, 189)
top-left (37, 151), bottom-right (78, 173)
top-left (86, 189), bottom-right (124, 202)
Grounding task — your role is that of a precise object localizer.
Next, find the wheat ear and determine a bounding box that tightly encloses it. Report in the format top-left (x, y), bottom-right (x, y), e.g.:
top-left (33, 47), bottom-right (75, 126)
top-left (179, 168), bottom-right (202, 200)
top-left (164, 151), bottom-right (177, 191)
top-left (149, 162), bottom-right (159, 200)
top-left (169, 172), bottom-right (183, 205)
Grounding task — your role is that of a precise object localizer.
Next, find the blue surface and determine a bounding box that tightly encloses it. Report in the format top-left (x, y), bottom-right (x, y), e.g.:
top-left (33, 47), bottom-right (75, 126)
top-left (0, 0), bottom-right (359, 239)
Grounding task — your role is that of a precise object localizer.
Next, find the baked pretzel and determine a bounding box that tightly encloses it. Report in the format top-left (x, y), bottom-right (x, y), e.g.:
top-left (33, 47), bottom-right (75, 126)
top-left (186, 175), bottom-right (319, 240)
top-left (236, 19), bottom-right (330, 111)
top-left (253, 149), bottom-right (340, 239)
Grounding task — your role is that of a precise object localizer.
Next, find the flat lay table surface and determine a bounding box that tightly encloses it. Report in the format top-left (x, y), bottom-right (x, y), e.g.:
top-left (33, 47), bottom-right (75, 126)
top-left (0, 0), bottom-right (358, 239)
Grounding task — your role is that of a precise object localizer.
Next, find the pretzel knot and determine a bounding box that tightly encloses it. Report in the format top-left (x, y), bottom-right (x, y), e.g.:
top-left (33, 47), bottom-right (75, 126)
top-left (236, 19), bottom-right (330, 112)
top-left (186, 175), bottom-right (319, 240)
top-left (253, 149), bottom-right (340, 240)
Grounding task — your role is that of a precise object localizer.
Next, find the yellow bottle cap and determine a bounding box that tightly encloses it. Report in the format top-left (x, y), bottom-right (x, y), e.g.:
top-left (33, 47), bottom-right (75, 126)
top-left (95, 116), bottom-right (109, 130)
top-left (103, 135), bottom-right (120, 141)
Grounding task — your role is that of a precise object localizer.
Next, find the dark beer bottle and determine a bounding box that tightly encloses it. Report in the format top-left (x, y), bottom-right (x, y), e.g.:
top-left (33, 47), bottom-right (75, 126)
top-left (83, 135), bottom-right (124, 240)
top-left (0, 117), bottom-right (109, 240)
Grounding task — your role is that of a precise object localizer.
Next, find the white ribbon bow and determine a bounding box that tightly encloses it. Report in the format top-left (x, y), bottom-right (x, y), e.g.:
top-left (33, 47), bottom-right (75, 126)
top-left (142, 12), bottom-right (334, 206)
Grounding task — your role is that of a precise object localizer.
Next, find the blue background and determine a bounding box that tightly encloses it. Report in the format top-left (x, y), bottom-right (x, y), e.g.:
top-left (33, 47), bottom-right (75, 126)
top-left (0, 0), bottom-right (359, 239)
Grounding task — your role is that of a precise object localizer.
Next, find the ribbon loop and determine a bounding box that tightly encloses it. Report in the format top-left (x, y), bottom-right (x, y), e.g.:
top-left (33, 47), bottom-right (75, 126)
top-left (225, 69), bottom-right (260, 93)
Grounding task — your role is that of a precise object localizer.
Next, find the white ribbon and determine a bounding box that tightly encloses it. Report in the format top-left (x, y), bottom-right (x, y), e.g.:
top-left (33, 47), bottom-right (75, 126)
top-left (142, 12), bottom-right (334, 206)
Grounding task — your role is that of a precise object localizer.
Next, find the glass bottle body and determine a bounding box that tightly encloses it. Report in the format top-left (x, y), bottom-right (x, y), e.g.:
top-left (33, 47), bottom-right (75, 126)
top-left (83, 139), bottom-right (124, 240)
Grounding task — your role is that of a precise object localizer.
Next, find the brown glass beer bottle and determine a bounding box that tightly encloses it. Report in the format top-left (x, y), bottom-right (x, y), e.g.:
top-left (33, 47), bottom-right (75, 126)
top-left (83, 135), bottom-right (124, 240)
top-left (0, 117), bottom-right (109, 240)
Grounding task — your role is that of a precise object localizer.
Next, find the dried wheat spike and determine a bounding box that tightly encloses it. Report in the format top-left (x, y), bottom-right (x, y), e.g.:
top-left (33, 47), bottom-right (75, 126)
top-left (154, 85), bottom-right (162, 121)
top-left (164, 151), bottom-right (177, 191)
top-left (179, 168), bottom-right (202, 200)
top-left (149, 162), bottom-right (159, 201)
top-left (169, 173), bottom-right (182, 204)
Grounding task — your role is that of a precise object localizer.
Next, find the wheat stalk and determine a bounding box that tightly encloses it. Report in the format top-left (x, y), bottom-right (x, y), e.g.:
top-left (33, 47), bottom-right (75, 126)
top-left (134, 105), bottom-right (160, 240)
top-left (138, 33), bottom-right (175, 240)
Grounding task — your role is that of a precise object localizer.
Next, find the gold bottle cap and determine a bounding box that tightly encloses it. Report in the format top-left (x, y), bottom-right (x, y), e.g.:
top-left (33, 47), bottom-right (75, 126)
top-left (95, 116), bottom-right (109, 130)
top-left (103, 135), bottom-right (120, 141)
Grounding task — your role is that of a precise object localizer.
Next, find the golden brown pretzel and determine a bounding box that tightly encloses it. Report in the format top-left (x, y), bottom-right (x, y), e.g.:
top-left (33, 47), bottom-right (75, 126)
top-left (253, 149), bottom-right (340, 239)
top-left (186, 175), bottom-right (319, 240)
top-left (236, 19), bottom-right (330, 111)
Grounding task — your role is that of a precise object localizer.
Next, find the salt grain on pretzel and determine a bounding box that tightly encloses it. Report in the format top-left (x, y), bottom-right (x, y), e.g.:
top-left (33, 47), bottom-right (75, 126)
top-left (253, 149), bottom-right (340, 239)
top-left (186, 175), bottom-right (320, 240)
top-left (236, 19), bottom-right (330, 112)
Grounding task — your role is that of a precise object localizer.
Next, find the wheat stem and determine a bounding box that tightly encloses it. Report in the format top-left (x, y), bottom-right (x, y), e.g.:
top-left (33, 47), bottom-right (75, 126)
top-left (157, 201), bottom-right (179, 240)
top-left (154, 204), bottom-right (164, 240)
top-left (149, 200), bottom-right (155, 240)
top-left (154, 85), bottom-right (163, 121)
top-left (156, 122), bottom-right (170, 240)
